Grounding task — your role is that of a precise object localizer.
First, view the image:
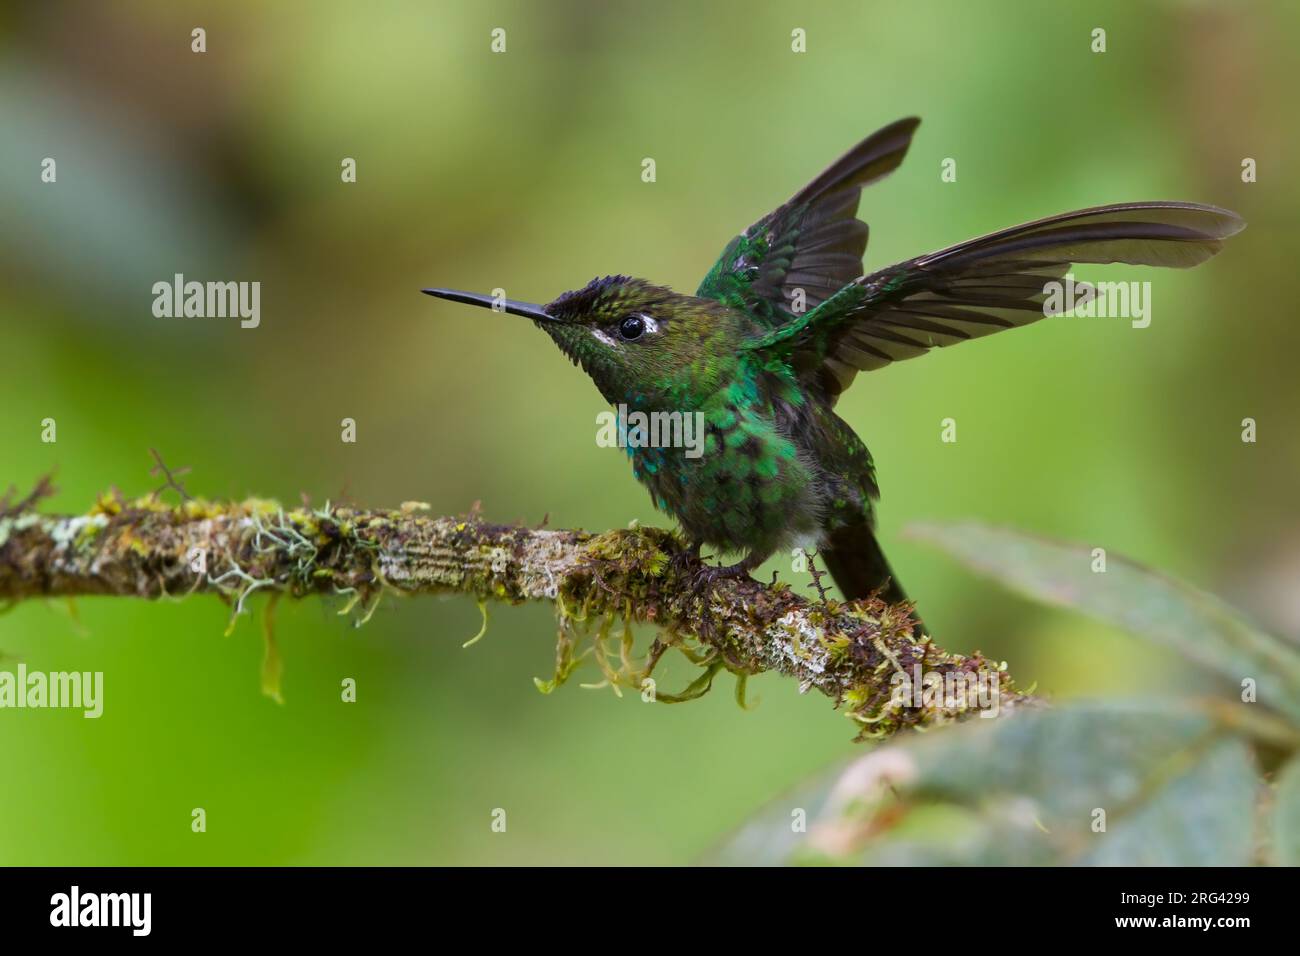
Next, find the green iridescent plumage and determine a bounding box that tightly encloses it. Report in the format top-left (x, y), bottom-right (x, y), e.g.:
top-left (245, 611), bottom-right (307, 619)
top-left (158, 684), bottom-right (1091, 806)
top-left (425, 117), bottom-right (1244, 619)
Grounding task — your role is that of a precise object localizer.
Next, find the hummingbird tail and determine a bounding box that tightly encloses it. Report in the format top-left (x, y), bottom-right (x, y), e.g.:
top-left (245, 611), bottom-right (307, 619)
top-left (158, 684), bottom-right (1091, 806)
top-left (821, 521), bottom-right (926, 634)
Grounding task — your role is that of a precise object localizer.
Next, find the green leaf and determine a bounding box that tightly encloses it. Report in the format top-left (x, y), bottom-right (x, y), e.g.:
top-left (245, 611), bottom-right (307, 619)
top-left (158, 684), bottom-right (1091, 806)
top-left (907, 521), bottom-right (1300, 724)
top-left (708, 700), bottom-right (1259, 865)
top-left (1273, 755), bottom-right (1300, 865)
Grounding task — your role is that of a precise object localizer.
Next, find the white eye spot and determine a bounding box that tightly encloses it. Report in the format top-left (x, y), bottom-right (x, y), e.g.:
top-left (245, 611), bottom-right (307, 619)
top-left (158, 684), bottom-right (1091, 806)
top-left (638, 313), bottom-right (659, 334)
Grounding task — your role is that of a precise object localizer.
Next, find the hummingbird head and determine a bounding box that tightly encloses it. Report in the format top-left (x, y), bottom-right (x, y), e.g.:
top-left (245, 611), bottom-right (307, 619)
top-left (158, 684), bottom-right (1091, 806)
top-left (424, 275), bottom-right (748, 408)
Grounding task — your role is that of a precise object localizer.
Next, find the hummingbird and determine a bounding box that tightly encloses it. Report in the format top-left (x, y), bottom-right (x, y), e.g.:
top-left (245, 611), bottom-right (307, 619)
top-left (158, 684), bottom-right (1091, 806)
top-left (424, 117), bottom-right (1243, 624)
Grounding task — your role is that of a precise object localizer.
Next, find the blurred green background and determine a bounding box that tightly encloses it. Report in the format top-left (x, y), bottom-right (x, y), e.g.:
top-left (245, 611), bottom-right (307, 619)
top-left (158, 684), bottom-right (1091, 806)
top-left (1, 0), bottom-right (1296, 865)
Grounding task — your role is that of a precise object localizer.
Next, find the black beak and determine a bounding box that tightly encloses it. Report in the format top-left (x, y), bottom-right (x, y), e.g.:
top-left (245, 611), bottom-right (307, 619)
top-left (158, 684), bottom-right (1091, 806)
top-left (422, 287), bottom-right (556, 322)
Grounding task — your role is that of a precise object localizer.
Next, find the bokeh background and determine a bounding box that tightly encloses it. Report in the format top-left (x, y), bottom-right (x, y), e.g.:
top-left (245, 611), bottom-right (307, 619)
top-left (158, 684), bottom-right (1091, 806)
top-left (1, 0), bottom-right (1296, 865)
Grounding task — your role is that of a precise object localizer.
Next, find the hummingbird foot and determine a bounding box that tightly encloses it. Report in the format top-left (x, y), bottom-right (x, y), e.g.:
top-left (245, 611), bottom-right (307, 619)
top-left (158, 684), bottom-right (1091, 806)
top-left (691, 551), bottom-right (767, 591)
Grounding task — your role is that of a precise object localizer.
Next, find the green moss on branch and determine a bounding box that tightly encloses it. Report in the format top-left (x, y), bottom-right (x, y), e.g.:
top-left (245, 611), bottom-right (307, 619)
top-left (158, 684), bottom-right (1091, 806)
top-left (0, 490), bottom-right (1038, 737)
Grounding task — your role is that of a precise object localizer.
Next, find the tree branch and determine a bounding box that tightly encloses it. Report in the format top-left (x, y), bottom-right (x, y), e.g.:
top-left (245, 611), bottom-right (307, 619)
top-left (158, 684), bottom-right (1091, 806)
top-left (0, 491), bottom-right (1037, 736)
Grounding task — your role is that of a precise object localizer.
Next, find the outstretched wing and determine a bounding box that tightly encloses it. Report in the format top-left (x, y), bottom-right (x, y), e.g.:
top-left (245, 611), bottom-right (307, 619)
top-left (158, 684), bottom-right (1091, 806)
top-left (746, 201), bottom-right (1245, 402)
top-left (696, 117), bottom-right (920, 328)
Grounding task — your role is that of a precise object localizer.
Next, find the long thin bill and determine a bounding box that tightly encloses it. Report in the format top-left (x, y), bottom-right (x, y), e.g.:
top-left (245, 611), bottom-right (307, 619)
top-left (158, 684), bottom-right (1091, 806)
top-left (421, 288), bottom-right (556, 322)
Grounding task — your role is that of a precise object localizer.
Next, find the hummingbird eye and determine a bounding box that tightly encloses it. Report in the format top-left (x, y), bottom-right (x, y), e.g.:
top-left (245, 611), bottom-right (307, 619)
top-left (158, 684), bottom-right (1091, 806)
top-left (617, 313), bottom-right (655, 342)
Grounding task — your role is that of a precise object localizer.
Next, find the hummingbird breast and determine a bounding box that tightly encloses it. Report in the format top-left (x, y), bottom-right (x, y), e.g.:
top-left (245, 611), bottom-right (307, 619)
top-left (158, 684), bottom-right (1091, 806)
top-left (630, 372), bottom-right (828, 562)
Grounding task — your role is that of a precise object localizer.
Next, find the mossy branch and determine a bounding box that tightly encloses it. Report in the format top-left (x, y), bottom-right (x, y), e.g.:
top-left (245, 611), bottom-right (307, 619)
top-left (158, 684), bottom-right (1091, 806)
top-left (0, 490), bottom-right (1038, 737)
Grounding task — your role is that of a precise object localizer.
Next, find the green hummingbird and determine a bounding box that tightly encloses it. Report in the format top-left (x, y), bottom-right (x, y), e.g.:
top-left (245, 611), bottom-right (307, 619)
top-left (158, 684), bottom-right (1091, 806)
top-left (424, 117), bottom-right (1243, 623)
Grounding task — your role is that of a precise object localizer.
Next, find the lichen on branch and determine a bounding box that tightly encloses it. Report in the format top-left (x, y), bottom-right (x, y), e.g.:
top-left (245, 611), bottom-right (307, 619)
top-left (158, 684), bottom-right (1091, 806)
top-left (0, 486), bottom-right (1037, 737)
